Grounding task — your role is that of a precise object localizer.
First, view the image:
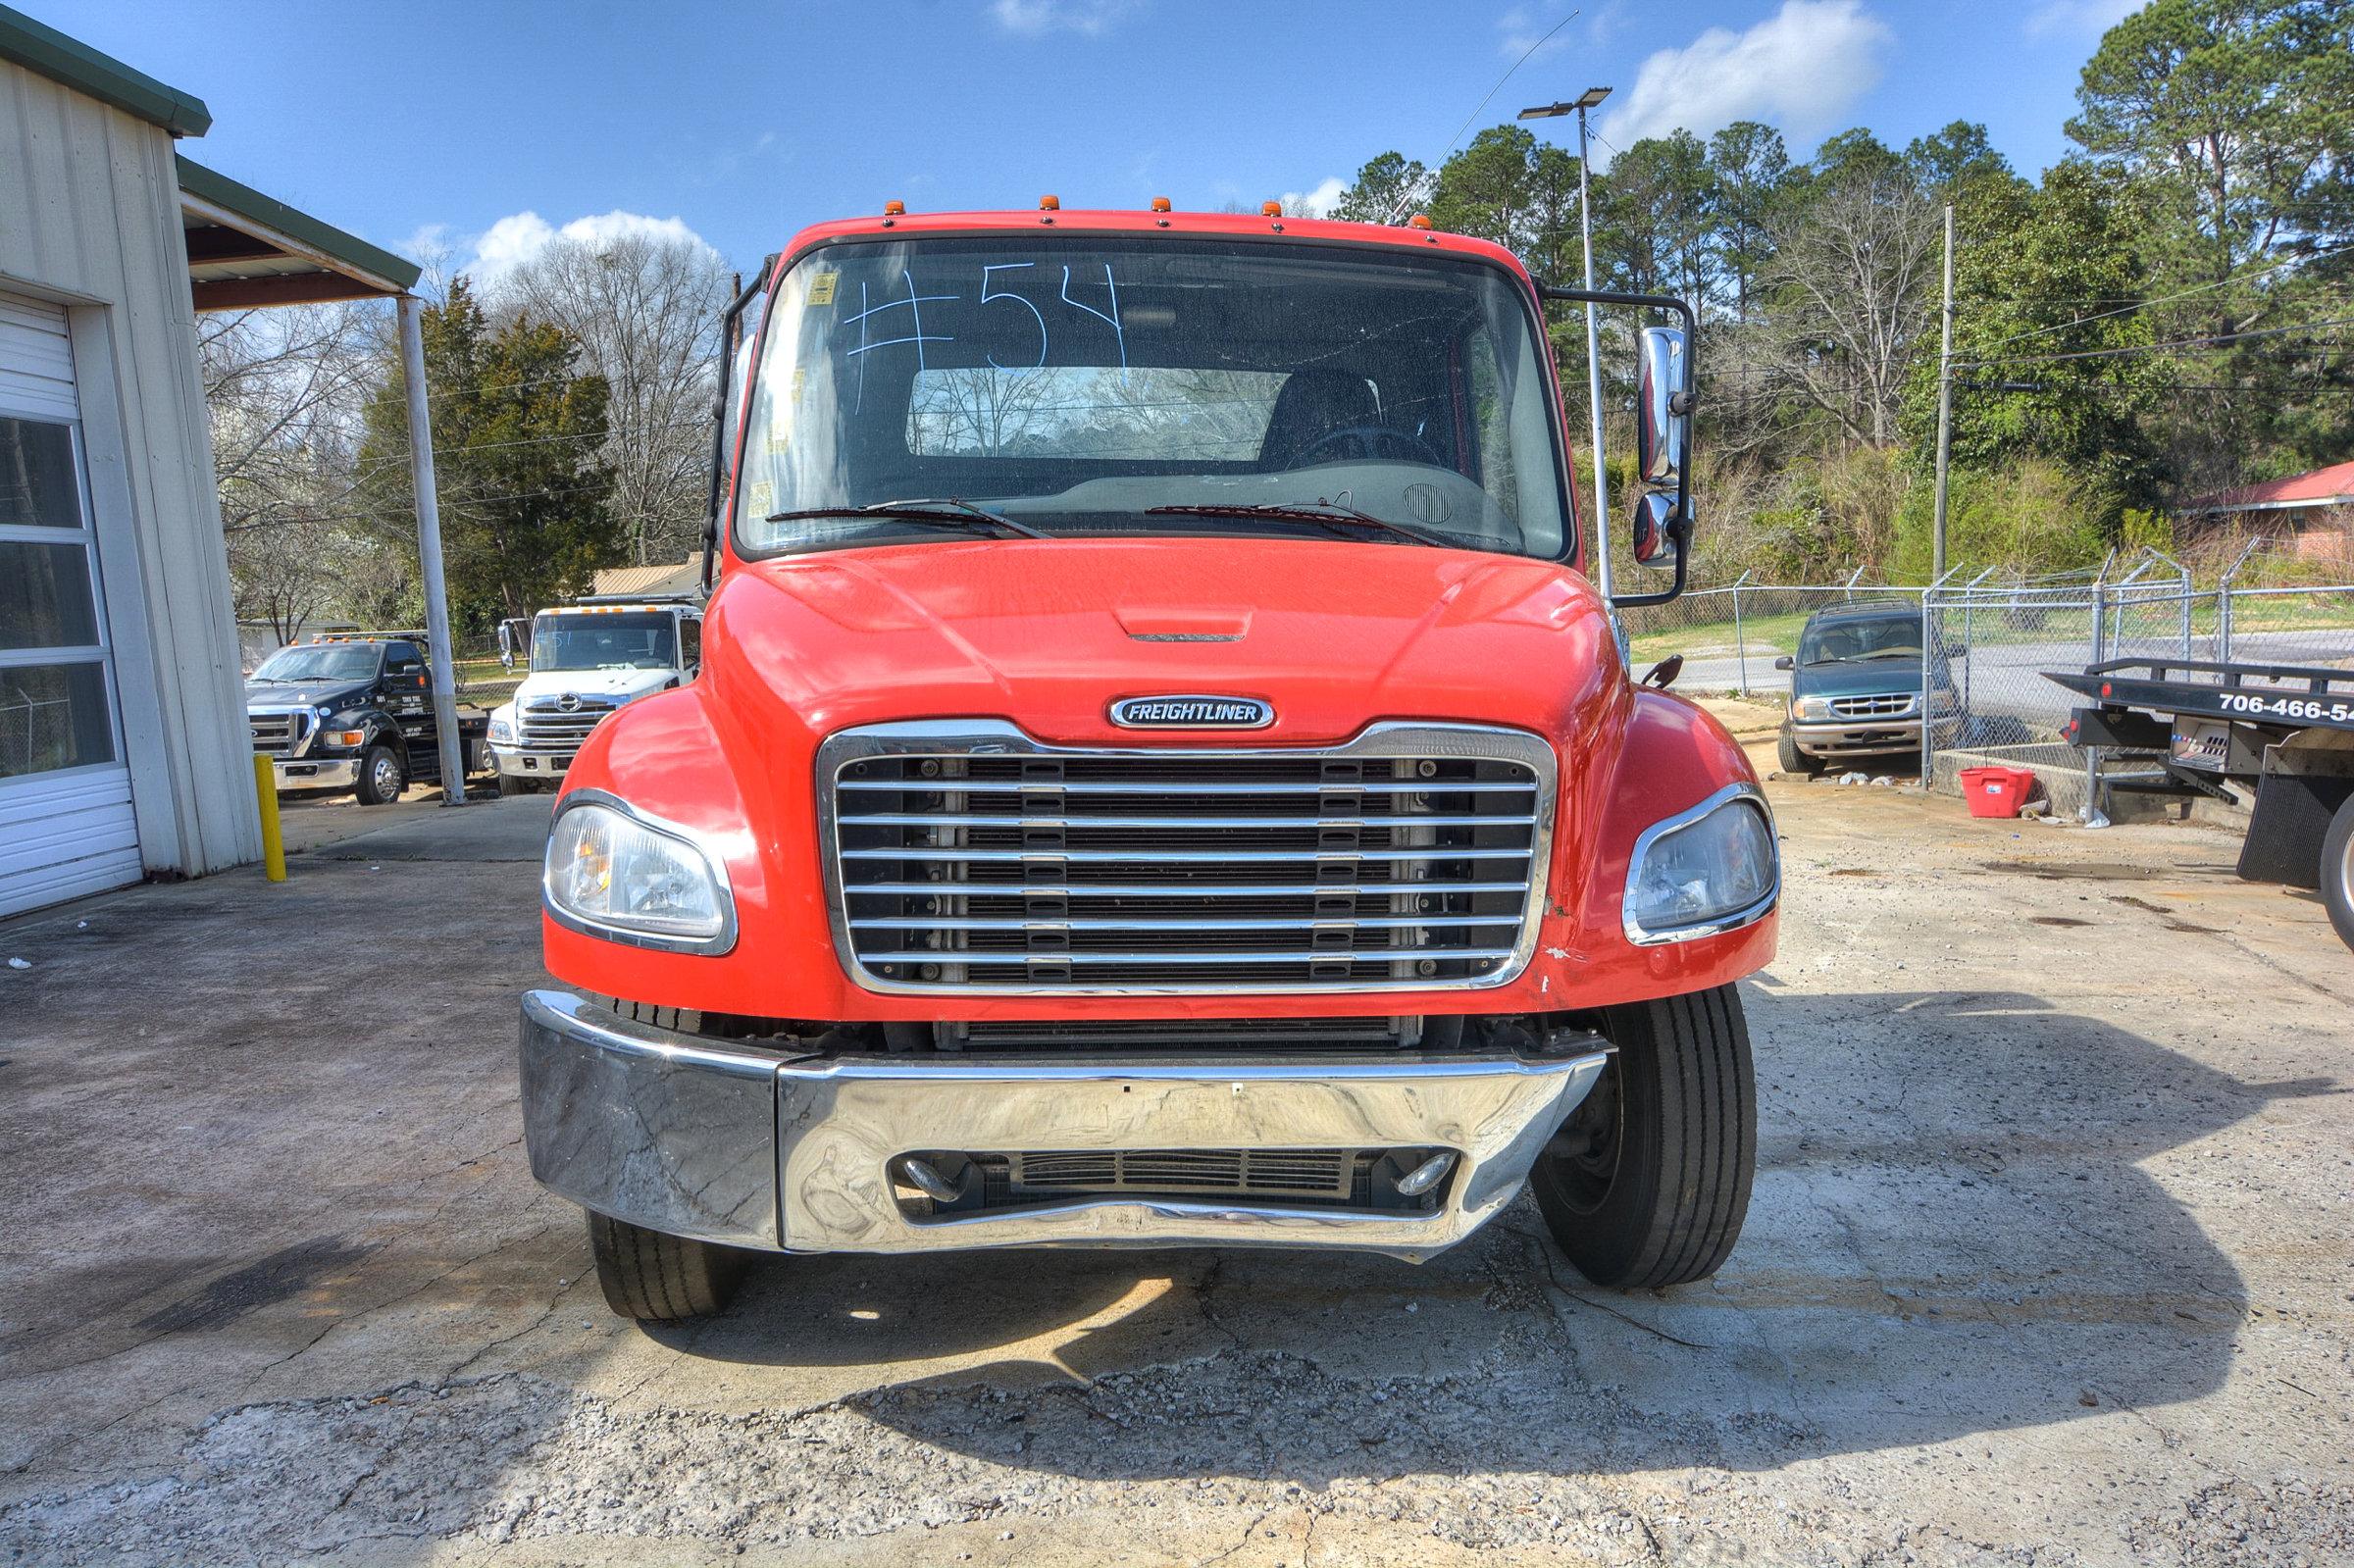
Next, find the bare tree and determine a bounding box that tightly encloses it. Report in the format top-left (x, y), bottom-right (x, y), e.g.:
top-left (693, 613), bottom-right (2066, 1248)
top-left (1756, 176), bottom-right (1941, 449)
top-left (493, 229), bottom-right (733, 566)
top-left (200, 302), bottom-right (385, 642)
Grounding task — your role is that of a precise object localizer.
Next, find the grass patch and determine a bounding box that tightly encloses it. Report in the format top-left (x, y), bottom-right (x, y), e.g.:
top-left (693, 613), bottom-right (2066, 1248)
top-left (1628, 609), bottom-right (1812, 665)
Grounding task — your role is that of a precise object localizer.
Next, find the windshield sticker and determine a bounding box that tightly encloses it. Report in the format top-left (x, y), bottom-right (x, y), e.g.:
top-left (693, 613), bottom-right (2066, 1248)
top-left (805, 272), bottom-right (838, 307)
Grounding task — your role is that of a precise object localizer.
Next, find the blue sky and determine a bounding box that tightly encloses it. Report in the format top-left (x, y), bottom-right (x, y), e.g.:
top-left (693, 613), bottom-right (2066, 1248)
top-left (35, 0), bottom-right (2140, 279)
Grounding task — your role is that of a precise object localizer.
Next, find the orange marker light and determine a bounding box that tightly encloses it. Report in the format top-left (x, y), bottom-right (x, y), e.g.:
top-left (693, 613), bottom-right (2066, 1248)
top-left (1407, 213), bottom-right (1435, 229)
top-left (884, 199), bottom-right (905, 216)
top-left (1040, 194), bottom-right (1061, 211)
top-left (1261, 200), bottom-right (1282, 217)
top-left (1151, 196), bottom-right (1172, 213)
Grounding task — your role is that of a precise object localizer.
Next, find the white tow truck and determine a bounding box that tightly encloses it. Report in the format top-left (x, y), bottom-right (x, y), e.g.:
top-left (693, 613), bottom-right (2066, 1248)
top-left (486, 596), bottom-right (702, 794)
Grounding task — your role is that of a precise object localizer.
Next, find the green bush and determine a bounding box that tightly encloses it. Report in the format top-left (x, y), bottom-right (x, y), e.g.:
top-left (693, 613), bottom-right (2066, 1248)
top-left (1889, 458), bottom-right (2109, 581)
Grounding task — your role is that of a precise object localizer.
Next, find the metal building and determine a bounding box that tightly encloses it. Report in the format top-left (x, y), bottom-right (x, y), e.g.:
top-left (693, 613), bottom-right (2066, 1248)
top-left (0, 7), bottom-right (436, 917)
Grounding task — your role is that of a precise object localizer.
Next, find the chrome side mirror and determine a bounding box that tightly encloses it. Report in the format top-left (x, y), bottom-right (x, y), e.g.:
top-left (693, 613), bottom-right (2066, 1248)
top-left (1636, 326), bottom-right (1688, 485)
top-left (1630, 324), bottom-right (1692, 572)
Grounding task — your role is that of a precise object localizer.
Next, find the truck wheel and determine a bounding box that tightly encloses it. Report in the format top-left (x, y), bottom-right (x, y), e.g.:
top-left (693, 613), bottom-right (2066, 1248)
top-left (1776, 727), bottom-right (1820, 776)
top-left (497, 774), bottom-right (530, 797)
top-left (1531, 984), bottom-right (1756, 1290)
top-left (355, 744), bottom-right (406, 806)
top-left (587, 1211), bottom-right (748, 1322)
top-left (2321, 794), bottom-right (2354, 951)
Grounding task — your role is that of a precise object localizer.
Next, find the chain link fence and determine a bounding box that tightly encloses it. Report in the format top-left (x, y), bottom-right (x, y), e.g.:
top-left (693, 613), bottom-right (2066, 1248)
top-left (1621, 542), bottom-right (2354, 820)
top-left (1922, 542), bottom-right (2354, 819)
top-left (1618, 572), bottom-right (1926, 695)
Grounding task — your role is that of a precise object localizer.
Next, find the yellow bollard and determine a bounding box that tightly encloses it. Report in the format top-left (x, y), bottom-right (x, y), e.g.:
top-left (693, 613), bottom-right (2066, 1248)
top-left (253, 751), bottom-right (286, 883)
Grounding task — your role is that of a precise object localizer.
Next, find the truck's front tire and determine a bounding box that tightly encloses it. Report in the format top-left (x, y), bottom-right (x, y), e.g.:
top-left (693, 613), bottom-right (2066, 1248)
top-left (586, 1210), bottom-right (749, 1322)
top-left (355, 743), bottom-right (406, 805)
top-left (1531, 984), bottom-right (1756, 1290)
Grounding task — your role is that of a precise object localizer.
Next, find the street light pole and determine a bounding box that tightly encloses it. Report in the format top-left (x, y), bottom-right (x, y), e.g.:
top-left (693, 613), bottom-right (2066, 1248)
top-left (1575, 95), bottom-right (1612, 604)
top-left (1522, 90), bottom-right (1616, 601)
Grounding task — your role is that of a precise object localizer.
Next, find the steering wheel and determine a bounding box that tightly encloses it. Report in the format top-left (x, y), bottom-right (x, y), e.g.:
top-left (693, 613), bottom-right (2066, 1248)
top-left (1286, 425), bottom-right (1445, 470)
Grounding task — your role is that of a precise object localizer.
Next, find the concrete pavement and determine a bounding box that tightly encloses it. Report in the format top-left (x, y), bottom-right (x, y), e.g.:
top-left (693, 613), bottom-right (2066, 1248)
top-left (2, 777), bottom-right (2349, 1565)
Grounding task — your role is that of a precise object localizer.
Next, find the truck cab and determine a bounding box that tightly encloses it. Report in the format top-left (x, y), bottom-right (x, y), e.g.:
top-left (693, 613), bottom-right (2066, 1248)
top-left (486, 599), bottom-right (701, 793)
top-left (245, 633), bottom-right (486, 805)
top-left (517, 205), bottom-right (1777, 1323)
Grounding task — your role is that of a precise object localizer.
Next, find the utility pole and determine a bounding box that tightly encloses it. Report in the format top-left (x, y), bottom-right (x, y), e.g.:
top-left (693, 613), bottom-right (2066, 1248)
top-left (1932, 202), bottom-right (1956, 582)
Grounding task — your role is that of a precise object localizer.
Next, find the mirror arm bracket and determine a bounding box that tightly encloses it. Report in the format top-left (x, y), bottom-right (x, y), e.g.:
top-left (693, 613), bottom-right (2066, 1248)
top-left (701, 256), bottom-right (778, 597)
top-left (1538, 286), bottom-right (1698, 612)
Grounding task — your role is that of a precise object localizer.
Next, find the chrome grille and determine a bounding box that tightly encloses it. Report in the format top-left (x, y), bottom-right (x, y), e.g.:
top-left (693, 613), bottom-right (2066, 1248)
top-left (248, 709), bottom-right (310, 758)
top-left (819, 721), bottom-right (1554, 994)
top-left (516, 696), bottom-right (618, 750)
top-left (1827, 693), bottom-right (1917, 719)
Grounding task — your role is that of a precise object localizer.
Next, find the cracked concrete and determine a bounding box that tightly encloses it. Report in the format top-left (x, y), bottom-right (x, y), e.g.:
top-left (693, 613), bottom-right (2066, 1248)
top-left (1, 764), bottom-right (2350, 1566)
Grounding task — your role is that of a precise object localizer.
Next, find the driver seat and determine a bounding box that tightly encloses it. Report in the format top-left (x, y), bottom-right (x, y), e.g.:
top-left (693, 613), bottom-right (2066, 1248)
top-left (1259, 370), bottom-right (1379, 468)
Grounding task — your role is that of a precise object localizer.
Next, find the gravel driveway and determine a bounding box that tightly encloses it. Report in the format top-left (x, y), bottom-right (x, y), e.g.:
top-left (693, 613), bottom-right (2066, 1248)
top-left (2, 771), bottom-right (2348, 1566)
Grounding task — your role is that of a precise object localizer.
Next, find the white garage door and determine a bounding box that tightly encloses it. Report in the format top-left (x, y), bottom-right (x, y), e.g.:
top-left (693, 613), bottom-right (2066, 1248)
top-left (1, 290), bottom-right (142, 917)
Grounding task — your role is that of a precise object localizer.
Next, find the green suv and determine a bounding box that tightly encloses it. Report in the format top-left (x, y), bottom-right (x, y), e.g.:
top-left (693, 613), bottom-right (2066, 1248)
top-left (1773, 599), bottom-right (1933, 776)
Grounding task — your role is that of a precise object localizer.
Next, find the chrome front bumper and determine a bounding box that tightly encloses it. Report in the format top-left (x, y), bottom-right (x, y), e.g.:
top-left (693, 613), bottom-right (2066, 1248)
top-left (1790, 718), bottom-right (1922, 758)
top-left (491, 746), bottom-right (572, 778)
top-left (518, 989), bottom-right (1608, 1260)
top-left (272, 756), bottom-right (360, 789)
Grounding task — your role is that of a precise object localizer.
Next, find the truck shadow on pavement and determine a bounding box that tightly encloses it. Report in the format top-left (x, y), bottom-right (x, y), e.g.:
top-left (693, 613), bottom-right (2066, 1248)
top-left (666, 985), bottom-right (2322, 1481)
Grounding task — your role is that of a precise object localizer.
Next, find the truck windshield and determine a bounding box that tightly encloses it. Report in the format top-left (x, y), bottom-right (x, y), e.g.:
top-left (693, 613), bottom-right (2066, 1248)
top-left (1799, 617), bottom-right (1923, 664)
top-left (250, 644), bottom-right (380, 683)
top-left (733, 236), bottom-right (1572, 561)
top-left (532, 613), bottom-right (678, 672)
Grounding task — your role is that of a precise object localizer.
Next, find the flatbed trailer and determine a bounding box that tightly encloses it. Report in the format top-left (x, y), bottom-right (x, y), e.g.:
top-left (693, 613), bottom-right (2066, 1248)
top-left (2047, 657), bottom-right (2354, 948)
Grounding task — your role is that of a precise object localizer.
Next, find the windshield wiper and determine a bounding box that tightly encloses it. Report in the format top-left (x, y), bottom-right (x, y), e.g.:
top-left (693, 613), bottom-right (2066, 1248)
top-left (766, 498), bottom-right (1051, 540)
top-left (1143, 501), bottom-right (1446, 548)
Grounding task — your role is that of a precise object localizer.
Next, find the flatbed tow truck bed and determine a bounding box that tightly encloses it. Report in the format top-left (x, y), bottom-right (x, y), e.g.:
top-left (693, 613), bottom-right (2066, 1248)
top-left (2047, 656), bottom-right (2354, 947)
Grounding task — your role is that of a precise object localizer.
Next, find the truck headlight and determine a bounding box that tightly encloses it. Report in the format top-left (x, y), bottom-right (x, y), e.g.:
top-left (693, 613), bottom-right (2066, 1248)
top-left (487, 709), bottom-right (514, 744)
top-left (1622, 784), bottom-right (1778, 945)
top-left (543, 794), bottom-right (735, 953)
top-left (1791, 695), bottom-right (1831, 721)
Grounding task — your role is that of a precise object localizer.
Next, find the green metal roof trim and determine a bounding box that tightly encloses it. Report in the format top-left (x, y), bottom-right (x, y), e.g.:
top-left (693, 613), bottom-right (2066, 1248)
top-left (177, 156), bottom-right (422, 293)
top-left (0, 4), bottom-right (211, 137)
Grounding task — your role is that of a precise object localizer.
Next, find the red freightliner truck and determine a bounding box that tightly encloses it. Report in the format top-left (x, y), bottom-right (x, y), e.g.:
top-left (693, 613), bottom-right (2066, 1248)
top-left (520, 200), bottom-right (1778, 1321)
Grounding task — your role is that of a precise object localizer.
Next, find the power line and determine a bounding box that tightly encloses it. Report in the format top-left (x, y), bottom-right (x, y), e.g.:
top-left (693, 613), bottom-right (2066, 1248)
top-left (1957, 315), bottom-right (2354, 368)
top-left (1385, 8), bottom-right (1581, 222)
top-left (1972, 245), bottom-right (2348, 351)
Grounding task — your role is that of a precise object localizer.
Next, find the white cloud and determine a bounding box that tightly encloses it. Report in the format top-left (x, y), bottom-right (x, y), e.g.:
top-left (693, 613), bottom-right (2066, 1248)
top-left (2023, 0), bottom-right (2138, 36)
top-left (1496, 1), bottom-right (1578, 59)
top-left (463, 210), bottom-right (719, 283)
top-left (1595, 0), bottom-right (1892, 158)
top-left (1282, 177), bottom-right (1348, 218)
top-left (988, 0), bottom-right (1141, 35)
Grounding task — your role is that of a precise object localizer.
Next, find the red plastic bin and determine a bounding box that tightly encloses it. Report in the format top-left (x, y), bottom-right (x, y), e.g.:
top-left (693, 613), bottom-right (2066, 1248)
top-left (1959, 765), bottom-right (2037, 819)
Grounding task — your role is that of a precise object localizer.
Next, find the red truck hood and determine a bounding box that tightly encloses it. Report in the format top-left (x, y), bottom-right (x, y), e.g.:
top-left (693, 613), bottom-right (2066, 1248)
top-left (705, 537), bottom-right (1623, 747)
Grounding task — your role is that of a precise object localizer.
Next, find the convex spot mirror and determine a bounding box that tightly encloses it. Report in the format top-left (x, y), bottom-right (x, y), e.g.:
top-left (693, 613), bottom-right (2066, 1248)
top-left (1630, 491), bottom-right (1677, 567)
